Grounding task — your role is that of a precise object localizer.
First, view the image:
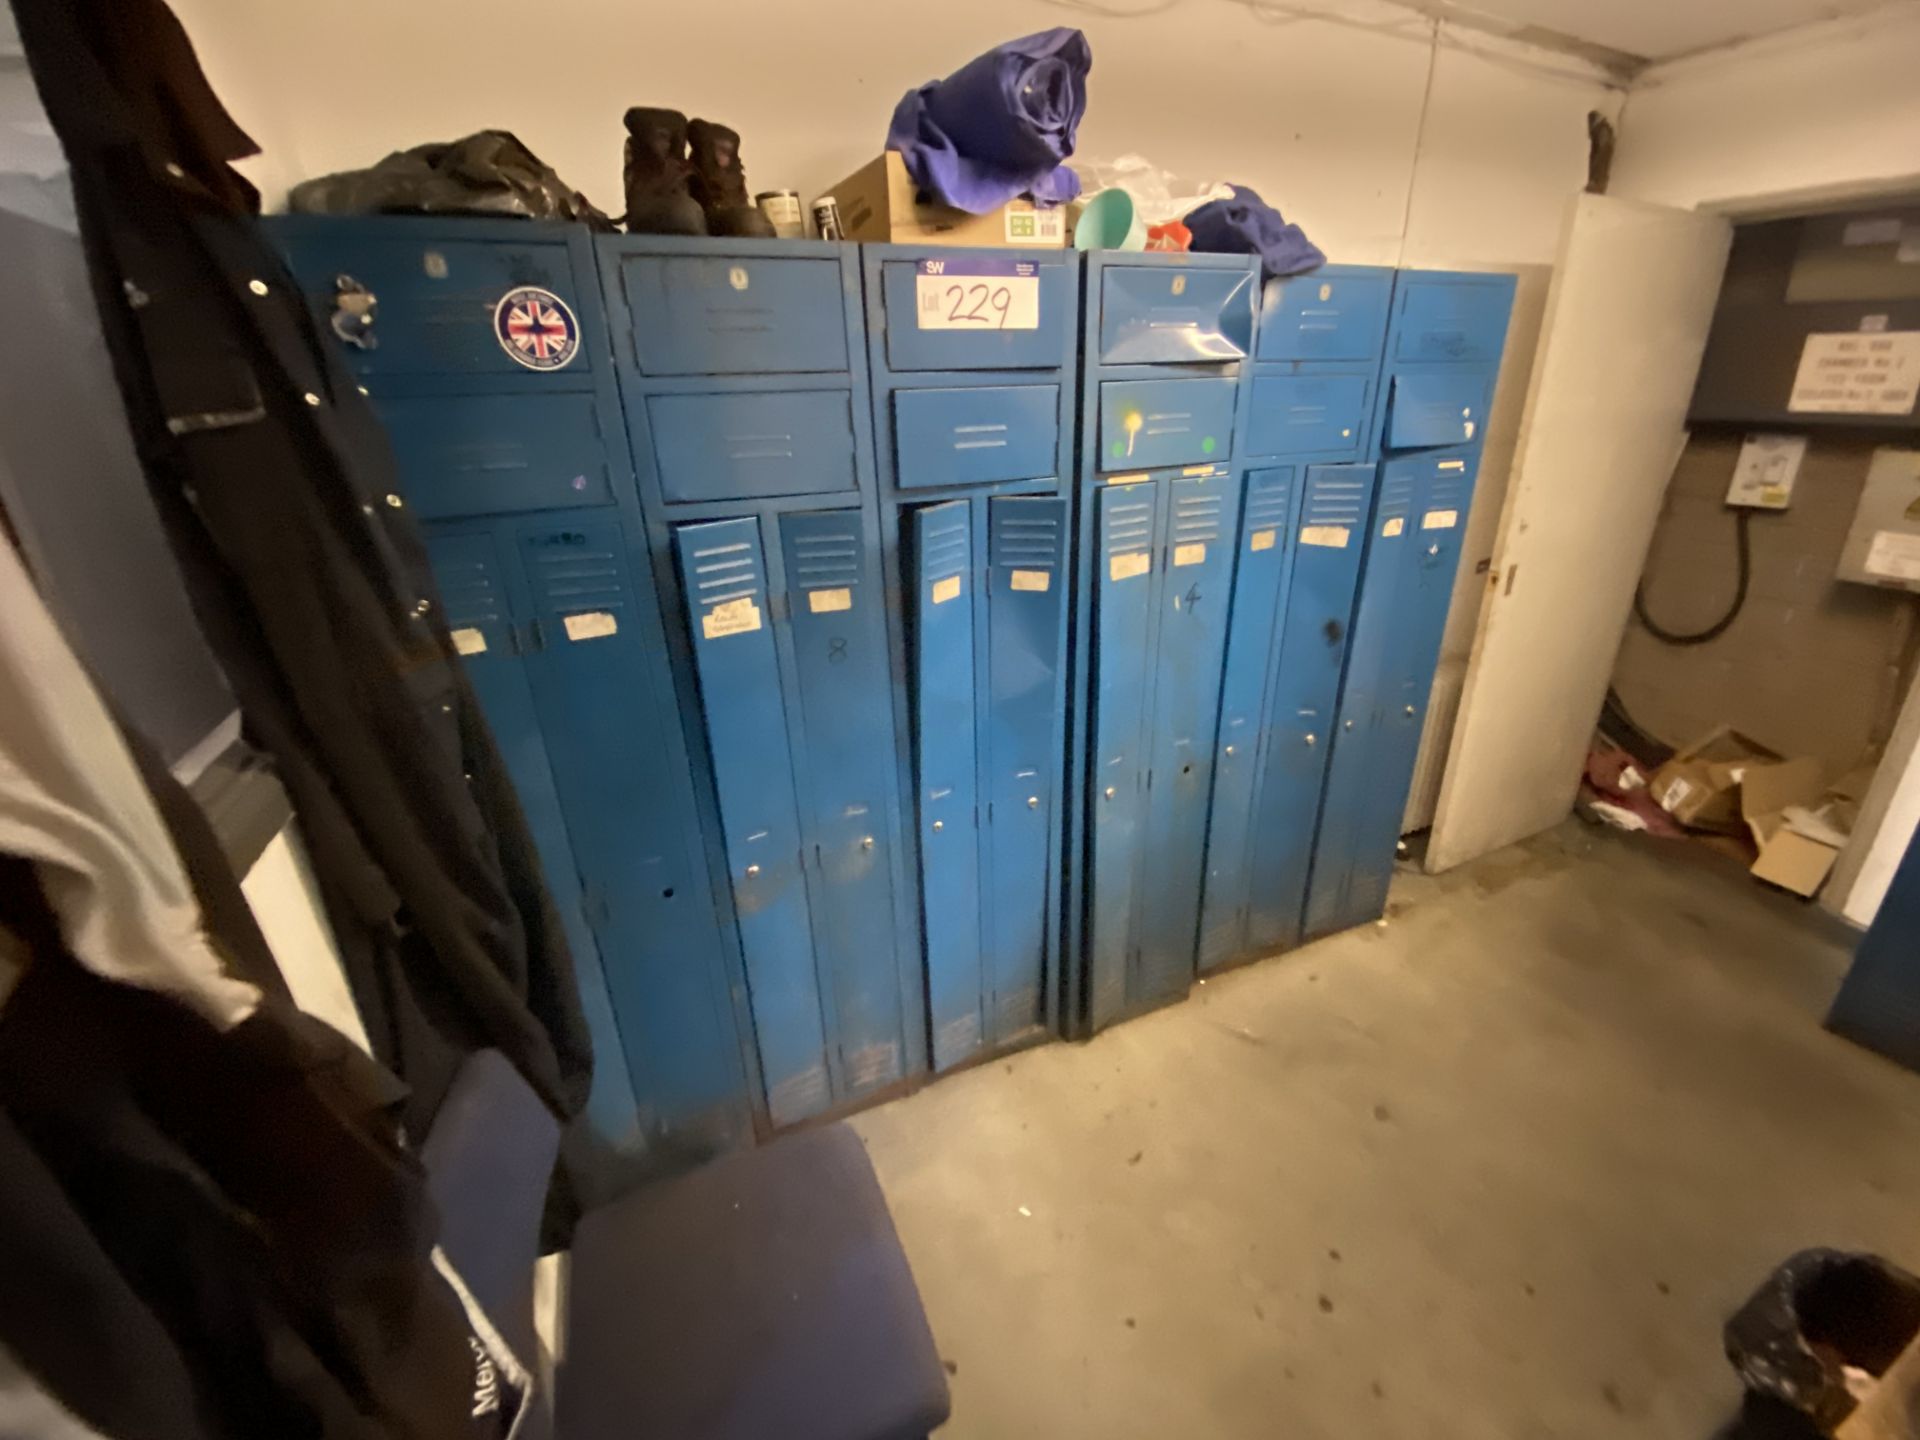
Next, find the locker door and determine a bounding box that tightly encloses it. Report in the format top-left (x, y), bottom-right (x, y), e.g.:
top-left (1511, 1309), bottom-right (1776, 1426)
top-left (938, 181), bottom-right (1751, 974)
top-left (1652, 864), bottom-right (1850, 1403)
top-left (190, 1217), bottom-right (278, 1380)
top-left (1087, 482), bottom-right (1160, 1032)
top-left (673, 517), bottom-right (830, 1126)
top-left (983, 495), bottom-right (1067, 1043)
top-left (910, 502), bottom-right (984, 1070)
top-left (512, 516), bottom-right (750, 1144)
top-left (778, 510), bottom-right (909, 1100)
top-left (1246, 465), bottom-right (1374, 951)
top-left (1136, 472), bottom-right (1240, 1006)
top-left (1197, 467), bottom-right (1300, 973)
top-left (1303, 461), bottom-right (1418, 937)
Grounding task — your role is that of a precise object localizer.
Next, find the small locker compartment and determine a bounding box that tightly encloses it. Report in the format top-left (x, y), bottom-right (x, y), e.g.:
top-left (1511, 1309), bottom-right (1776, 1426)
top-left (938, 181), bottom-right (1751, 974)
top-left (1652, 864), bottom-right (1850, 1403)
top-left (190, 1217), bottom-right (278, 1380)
top-left (1257, 269), bottom-right (1392, 363)
top-left (1197, 466), bottom-right (1301, 973)
top-left (1098, 261), bottom-right (1256, 364)
top-left (1245, 371), bottom-right (1374, 460)
top-left (376, 393), bottom-right (615, 518)
top-left (621, 253), bottom-right (849, 376)
top-left (270, 222), bottom-right (594, 379)
top-left (878, 255), bottom-right (1075, 372)
top-left (1380, 368), bottom-right (1496, 451)
top-left (892, 385), bottom-right (1060, 488)
top-left (645, 390), bottom-right (859, 502)
top-left (1392, 274), bottom-right (1514, 364)
top-left (1097, 376), bottom-right (1238, 471)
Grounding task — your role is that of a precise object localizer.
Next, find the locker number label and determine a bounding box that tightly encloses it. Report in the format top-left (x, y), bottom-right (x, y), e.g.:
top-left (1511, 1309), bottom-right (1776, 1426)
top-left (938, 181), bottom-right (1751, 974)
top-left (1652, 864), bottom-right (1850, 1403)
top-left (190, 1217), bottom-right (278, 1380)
top-left (1381, 517), bottom-right (1406, 538)
top-left (1299, 525), bottom-right (1351, 549)
top-left (1109, 552), bottom-right (1151, 582)
top-left (1173, 542), bottom-right (1207, 568)
top-left (808, 587), bottom-right (853, 614)
top-left (450, 626), bottom-right (488, 656)
top-left (931, 575), bottom-right (963, 605)
top-left (702, 596), bottom-right (763, 639)
top-left (1009, 569), bottom-right (1051, 592)
top-left (1249, 528), bottom-right (1276, 552)
top-left (1422, 509), bottom-right (1459, 530)
top-left (915, 258), bottom-right (1040, 331)
top-left (563, 611), bottom-right (618, 642)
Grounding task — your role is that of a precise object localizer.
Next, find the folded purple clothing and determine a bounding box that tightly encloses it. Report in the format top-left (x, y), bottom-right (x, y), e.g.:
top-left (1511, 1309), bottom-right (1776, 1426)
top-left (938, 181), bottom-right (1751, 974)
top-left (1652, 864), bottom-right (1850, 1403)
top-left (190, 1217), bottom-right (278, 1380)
top-left (1185, 184), bottom-right (1326, 279)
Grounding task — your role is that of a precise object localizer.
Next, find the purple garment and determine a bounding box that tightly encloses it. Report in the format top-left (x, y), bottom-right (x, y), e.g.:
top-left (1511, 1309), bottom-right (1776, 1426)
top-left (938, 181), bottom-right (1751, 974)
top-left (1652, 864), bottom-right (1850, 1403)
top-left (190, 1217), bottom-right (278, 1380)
top-left (886, 28), bottom-right (1090, 215)
top-left (1185, 185), bottom-right (1326, 279)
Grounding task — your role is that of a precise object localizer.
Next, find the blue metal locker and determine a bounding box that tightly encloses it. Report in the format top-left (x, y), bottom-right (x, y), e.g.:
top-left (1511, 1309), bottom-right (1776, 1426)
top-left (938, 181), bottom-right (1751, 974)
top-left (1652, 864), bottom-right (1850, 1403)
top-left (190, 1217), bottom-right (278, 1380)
top-left (863, 243), bottom-right (1079, 1069)
top-left (1197, 466), bottom-right (1300, 972)
top-left (267, 215), bottom-right (757, 1177)
top-left (604, 235), bottom-right (924, 1126)
top-left (673, 516), bottom-right (831, 1126)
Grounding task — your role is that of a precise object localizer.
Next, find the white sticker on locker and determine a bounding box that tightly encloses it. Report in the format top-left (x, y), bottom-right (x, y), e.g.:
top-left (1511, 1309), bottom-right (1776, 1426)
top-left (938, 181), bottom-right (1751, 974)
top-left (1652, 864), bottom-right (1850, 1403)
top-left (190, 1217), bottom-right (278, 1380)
top-left (931, 575), bottom-right (963, 605)
top-left (564, 611), bottom-right (619, 641)
top-left (1107, 472), bottom-right (1151, 486)
top-left (808, 587), bottom-right (853, 613)
top-left (1173, 542), bottom-right (1207, 567)
top-left (450, 627), bottom-right (488, 656)
top-left (1009, 569), bottom-right (1052, 592)
top-left (1109, 551), bottom-right (1151, 581)
top-left (701, 597), bottom-right (762, 639)
top-left (1381, 517), bottom-right (1406, 538)
top-left (1299, 525), bottom-right (1350, 548)
top-left (1422, 510), bottom-right (1460, 530)
top-left (1249, 528), bottom-right (1277, 552)
top-left (1463, 420), bottom-right (1476, 439)
top-left (915, 258), bottom-right (1040, 330)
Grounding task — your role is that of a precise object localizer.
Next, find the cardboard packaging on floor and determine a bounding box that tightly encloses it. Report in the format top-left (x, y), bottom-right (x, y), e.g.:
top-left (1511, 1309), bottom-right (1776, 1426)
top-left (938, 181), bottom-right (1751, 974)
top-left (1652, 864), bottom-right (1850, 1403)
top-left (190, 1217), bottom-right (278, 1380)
top-left (824, 152), bottom-right (1067, 247)
top-left (1648, 726), bottom-right (1782, 833)
top-left (1743, 758), bottom-right (1871, 899)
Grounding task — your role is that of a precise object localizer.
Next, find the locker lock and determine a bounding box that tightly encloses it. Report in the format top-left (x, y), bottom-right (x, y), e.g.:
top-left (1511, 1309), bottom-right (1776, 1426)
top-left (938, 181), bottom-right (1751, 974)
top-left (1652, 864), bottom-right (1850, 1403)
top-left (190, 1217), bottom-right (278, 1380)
top-left (1304, 733), bottom-right (1317, 747)
top-left (1104, 786), bottom-right (1116, 800)
top-left (932, 820), bottom-right (945, 832)
top-left (861, 836), bottom-right (874, 850)
top-left (1027, 796), bottom-right (1040, 809)
top-left (745, 864), bottom-right (761, 878)
top-left (1224, 744), bottom-right (1237, 756)
top-left (1405, 704), bottom-right (1417, 717)
top-left (1344, 720), bottom-right (1355, 731)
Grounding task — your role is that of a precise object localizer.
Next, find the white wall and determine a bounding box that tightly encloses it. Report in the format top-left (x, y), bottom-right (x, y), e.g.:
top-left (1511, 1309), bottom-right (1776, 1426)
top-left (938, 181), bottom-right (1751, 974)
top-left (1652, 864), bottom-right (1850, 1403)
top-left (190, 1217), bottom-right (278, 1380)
top-left (170, 0), bottom-right (1619, 269)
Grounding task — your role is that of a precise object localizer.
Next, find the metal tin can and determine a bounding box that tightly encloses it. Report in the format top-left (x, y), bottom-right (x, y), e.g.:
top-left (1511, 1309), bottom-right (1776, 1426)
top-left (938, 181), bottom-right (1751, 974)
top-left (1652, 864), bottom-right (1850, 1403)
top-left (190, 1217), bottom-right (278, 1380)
top-left (811, 195), bottom-right (844, 242)
top-left (754, 189), bottom-right (804, 239)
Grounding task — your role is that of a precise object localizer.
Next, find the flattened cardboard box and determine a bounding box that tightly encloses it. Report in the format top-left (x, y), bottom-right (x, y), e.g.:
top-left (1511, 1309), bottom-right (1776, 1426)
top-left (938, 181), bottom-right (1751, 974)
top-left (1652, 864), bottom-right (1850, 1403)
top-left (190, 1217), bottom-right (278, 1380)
top-left (1648, 726), bottom-right (1782, 833)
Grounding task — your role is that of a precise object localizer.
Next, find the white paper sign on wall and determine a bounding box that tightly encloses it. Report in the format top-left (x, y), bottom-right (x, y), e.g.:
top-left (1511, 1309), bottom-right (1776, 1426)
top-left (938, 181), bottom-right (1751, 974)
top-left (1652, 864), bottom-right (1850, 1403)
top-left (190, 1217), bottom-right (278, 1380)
top-left (1787, 331), bottom-right (1920, 416)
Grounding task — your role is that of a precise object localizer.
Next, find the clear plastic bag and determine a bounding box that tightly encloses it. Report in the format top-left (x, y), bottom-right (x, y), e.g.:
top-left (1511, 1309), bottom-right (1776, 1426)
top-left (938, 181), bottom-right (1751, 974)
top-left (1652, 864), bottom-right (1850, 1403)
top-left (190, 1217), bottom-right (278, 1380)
top-left (1075, 154), bottom-right (1232, 226)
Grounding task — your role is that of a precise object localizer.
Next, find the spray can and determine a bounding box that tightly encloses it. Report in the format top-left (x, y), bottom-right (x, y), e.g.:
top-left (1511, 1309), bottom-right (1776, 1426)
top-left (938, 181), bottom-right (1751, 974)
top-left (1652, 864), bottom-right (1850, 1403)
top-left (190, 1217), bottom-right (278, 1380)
top-left (811, 195), bottom-right (844, 241)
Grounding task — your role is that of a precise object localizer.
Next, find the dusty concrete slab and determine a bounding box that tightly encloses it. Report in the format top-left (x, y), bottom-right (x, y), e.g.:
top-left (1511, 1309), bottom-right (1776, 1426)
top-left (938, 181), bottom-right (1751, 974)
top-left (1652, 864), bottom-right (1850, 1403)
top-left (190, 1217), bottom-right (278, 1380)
top-left (853, 821), bottom-right (1920, 1438)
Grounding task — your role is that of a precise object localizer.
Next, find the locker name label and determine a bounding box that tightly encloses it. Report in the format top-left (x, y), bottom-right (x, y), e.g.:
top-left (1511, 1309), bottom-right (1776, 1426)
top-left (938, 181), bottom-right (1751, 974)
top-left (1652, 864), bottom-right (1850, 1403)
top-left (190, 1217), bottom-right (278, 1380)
top-left (1109, 552), bottom-right (1151, 581)
top-left (1788, 331), bottom-right (1919, 415)
top-left (1009, 569), bottom-right (1051, 592)
top-left (1173, 542), bottom-right (1207, 567)
top-left (1381, 517), bottom-right (1405, 538)
top-left (1422, 510), bottom-right (1459, 530)
top-left (1299, 525), bottom-right (1350, 548)
top-left (915, 258), bottom-right (1040, 332)
top-left (702, 596), bottom-right (763, 638)
top-left (563, 611), bottom-right (618, 642)
top-left (1106, 472), bottom-right (1151, 486)
top-left (450, 627), bottom-right (488, 656)
top-left (1250, 529), bottom-right (1276, 552)
top-left (808, 587), bottom-right (852, 613)
top-left (931, 575), bottom-right (963, 605)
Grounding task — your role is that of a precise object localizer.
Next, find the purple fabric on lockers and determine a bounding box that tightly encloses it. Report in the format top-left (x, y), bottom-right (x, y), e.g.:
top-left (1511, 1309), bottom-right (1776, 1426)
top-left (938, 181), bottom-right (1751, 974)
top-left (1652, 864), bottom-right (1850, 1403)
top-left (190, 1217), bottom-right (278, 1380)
top-left (1185, 185), bottom-right (1326, 278)
top-left (885, 27), bottom-right (1090, 215)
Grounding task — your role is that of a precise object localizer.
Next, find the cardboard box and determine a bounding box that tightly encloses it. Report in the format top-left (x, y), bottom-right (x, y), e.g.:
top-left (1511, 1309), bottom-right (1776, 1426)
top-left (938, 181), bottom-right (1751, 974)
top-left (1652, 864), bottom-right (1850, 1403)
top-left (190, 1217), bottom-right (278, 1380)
top-left (1741, 756), bottom-right (1868, 898)
top-left (825, 152), bottom-right (1067, 248)
top-left (1648, 726), bottom-right (1782, 832)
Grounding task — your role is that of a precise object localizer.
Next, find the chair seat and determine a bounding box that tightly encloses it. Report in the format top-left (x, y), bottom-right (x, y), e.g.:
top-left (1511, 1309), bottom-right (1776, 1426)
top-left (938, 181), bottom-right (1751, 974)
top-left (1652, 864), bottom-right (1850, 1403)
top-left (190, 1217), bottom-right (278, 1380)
top-left (557, 1123), bottom-right (949, 1440)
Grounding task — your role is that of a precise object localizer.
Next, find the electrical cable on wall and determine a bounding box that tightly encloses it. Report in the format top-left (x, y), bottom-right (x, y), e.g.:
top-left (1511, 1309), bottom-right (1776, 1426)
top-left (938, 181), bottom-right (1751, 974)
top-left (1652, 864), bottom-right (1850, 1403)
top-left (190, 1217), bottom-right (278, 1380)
top-left (1633, 506), bottom-right (1753, 646)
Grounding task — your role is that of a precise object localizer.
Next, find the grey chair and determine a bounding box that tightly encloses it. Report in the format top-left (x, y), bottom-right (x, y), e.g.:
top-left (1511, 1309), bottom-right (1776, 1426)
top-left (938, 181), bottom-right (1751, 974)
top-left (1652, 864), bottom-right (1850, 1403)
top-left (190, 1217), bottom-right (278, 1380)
top-left (421, 1052), bottom-right (951, 1440)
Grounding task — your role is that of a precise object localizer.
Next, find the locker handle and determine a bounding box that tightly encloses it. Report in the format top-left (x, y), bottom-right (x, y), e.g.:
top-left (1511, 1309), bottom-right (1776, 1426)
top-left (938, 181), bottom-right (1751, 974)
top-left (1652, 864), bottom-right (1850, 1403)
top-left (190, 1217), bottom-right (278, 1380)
top-left (932, 820), bottom-right (944, 832)
top-left (1104, 786), bottom-right (1116, 799)
top-left (1304, 733), bottom-right (1317, 747)
top-left (1404, 705), bottom-right (1417, 717)
top-left (745, 864), bottom-right (761, 878)
top-left (861, 835), bottom-right (874, 850)
top-left (1027, 796), bottom-right (1039, 809)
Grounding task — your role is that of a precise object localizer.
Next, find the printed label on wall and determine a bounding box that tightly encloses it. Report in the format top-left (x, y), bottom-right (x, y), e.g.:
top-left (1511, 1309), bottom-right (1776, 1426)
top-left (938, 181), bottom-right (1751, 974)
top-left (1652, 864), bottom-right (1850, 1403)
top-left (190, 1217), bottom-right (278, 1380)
top-left (1381, 517), bottom-right (1405, 538)
top-left (563, 611), bottom-right (618, 642)
top-left (1299, 525), bottom-right (1350, 549)
top-left (1866, 530), bottom-right (1920, 582)
top-left (450, 627), bottom-right (488, 656)
top-left (931, 575), bottom-right (963, 605)
top-left (702, 596), bottom-right (762, 639)
top-left (807, 587), bottom-right (853, 613)
top-left (1109, 552), bottom-right (1151, 582)
top-left (1009, 569), bottom-right (1052, 592)
top-left (1173, 542), bottom-right (1207, 567)
top-left (915, 258), bottom-right (1040, 331)
top-left (1249, 528), bottom-right (1276, 552)
top-left (1788, 331), bottom-right (1920, 415)
top-left (1422, 510), bottom-right (1459, 530)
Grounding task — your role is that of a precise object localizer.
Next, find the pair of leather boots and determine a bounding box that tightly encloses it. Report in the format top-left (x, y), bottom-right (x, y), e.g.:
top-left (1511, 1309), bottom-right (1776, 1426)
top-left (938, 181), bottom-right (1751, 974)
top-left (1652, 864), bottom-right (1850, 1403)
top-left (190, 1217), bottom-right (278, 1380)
top-left (622, 109), bottom-right (773, 237)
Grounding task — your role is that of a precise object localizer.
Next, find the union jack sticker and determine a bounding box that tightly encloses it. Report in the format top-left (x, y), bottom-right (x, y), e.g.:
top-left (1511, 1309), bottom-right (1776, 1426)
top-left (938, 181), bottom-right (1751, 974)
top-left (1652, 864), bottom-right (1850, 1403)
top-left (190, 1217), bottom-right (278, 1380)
top-left (493, 286), bottom-right (579, 371)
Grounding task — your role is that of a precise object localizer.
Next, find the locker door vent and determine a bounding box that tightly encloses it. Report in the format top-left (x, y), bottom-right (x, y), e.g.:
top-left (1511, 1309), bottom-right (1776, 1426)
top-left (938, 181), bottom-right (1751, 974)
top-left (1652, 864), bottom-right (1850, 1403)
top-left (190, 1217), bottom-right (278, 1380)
top-left (683, 531), bottom-right (766, 607)
top-left (1375, 469), bottom-right (1418, 532)
top-left (1302, 472), bottom-right (1367, 529)
top-left (920, 510), bottom-right (970, 584)
top-left (432, 550), bottom-right (507, 630)
top-left (1427, 466), bottom-right (1472, 516)
top-left (1170, 489), bottom-right (1226, 546)
top-left (786, 519), bottom-right (863, 598)
top-left (989, 507), bottom-right (1062, 572)
top-left (527, 534), bottom-right (630, 620)
top-left (1242, 476), bottom-right (1294, 532)
top-left (1100, 495), bottom-right (1154, 561)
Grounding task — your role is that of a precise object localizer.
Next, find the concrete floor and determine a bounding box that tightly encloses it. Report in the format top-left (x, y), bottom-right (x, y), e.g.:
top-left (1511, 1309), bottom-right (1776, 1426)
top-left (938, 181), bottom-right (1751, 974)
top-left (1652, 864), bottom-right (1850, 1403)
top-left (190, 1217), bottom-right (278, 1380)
top-left (852, 820), bottom-right (1920, 1439)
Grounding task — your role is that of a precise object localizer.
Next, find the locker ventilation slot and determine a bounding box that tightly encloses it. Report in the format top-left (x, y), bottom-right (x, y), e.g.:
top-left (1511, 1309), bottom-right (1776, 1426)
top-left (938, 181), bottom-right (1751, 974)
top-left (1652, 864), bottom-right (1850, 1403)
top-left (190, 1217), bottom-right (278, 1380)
top-left (1242, 478), bottom-right (1293, 531)
top-left (1378, 471), bottom-right (1418, 528)
top-left (1303, 473), bottom-right (1367, 528)
top-left (990, 511), bottom-right (1061, 571)
top-left (684, 537), bottom-right (765, 606)
top-left (1100, 497), bottom-right (1153, 560)
top-left (919, 513), bottom-right (969, 583)
top-left (1171, 491), bottom-right (1225, 545)
top-left (433, 555), bottom-right (506, 629)
top-left (1428, 468), bottom-right (1472, 515)
top-left (529, 539), bottom-right (629, 619)
top-left (787, 523), bottom-right (862, 595)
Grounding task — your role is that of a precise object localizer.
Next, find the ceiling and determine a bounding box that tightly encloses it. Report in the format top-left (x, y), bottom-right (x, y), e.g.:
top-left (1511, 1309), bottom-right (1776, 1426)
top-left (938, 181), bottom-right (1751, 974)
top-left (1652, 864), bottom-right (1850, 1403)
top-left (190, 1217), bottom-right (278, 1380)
top-left (1432, 0), bottom-right (1914, 68)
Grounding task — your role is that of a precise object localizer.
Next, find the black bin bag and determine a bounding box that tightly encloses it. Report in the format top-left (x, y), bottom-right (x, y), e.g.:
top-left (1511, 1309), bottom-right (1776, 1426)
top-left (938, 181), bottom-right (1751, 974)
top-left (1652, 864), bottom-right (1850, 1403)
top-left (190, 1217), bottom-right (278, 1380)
top-left (289, 129), bottom-right (611, 227)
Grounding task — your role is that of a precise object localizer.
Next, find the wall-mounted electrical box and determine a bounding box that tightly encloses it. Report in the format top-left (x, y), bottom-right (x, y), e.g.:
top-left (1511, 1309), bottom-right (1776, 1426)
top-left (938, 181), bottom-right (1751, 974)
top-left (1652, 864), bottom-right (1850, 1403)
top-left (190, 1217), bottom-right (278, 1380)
top-left (1837, 447), bottom-right (1920, 592)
